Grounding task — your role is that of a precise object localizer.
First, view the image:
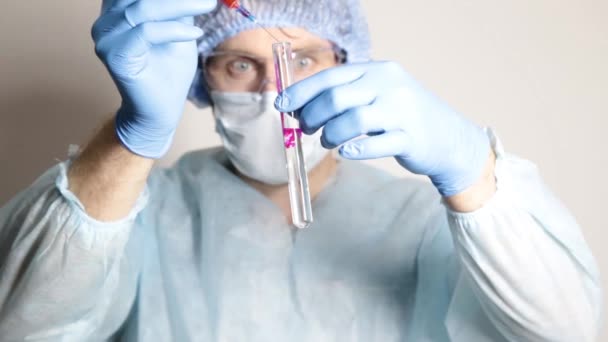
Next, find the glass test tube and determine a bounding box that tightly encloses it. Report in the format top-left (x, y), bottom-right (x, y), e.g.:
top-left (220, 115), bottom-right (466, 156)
top-left (272, 42), bottom-right (313, 229)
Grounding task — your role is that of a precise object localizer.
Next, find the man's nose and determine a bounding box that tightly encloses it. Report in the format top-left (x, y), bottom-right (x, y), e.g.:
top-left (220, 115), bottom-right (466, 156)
top-left (259, 62), bottom-right (277, 92)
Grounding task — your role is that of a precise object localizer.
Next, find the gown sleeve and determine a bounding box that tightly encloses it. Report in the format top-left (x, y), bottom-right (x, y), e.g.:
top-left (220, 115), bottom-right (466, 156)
top-left (0, 159), bottom-right (149, 341)
top-left (436, 130), bottom-right (602, 341)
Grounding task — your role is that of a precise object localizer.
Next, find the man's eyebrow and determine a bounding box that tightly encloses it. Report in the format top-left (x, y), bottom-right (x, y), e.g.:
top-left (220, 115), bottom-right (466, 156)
top-left (211, 40), bottom-right (332, 56)
top-left (211, 48), bottom-right (259, 56)
top-left (292, 40), bottom-right (333, 50)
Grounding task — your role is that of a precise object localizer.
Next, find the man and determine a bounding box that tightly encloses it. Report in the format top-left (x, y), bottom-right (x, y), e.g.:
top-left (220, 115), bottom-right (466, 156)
top-left (0, 0), bottom-right (602, 341)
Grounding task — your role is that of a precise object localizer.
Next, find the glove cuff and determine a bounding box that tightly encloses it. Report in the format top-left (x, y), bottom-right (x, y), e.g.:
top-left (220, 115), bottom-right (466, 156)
top-left (431, 126), bottom-right (493, 197)
top-left (114, 109), bottom-right (177, 159)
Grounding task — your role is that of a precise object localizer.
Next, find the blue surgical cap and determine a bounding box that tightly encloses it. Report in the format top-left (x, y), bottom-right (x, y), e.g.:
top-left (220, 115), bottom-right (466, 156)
top-left (188, 0), bottom-right (372, 107)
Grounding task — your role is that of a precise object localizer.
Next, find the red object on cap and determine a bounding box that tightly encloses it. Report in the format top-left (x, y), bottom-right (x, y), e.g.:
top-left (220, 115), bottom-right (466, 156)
top-left (221, 0), bottom-right (240, 9)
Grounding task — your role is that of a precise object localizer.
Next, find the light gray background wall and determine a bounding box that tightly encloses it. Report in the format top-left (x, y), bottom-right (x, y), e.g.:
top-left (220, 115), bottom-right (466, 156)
top-left (1, 0), bottom-right (606, 339)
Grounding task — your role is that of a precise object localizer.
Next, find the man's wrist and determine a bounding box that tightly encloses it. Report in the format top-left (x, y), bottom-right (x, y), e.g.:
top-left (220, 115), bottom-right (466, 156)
top-left (444, 150), bottom-right (497, 213)
top-left (68, 118), bottom-right (154, 221)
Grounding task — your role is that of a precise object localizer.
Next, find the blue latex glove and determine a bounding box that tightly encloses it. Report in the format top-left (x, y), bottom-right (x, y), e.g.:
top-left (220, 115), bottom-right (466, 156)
top-left (275, 61), bottom-right (491, 197)
top-left (92, 0), bottom-right (216, 158)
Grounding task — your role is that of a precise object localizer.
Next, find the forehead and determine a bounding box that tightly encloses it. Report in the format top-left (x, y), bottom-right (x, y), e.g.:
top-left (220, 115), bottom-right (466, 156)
top-left (214, 27), bottom-right (332, 55)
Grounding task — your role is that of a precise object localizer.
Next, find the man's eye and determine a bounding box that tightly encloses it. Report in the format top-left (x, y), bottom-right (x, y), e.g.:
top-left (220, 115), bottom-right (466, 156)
top-left (229, 60), bottom-right (253, 73)
top-left (294, 56), bottom-right (314, 69)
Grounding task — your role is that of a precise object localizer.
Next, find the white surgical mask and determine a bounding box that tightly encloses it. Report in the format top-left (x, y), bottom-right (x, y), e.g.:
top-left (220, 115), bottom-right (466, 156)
top-left (210, 91), bottom-right (329, 185)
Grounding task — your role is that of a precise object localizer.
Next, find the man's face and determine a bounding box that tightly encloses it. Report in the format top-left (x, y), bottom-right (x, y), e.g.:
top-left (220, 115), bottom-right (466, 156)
top-left (204, 28), bottom-right (341, 93)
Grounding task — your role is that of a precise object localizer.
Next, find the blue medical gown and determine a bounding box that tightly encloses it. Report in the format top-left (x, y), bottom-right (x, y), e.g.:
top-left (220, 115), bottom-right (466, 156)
top-left (0, 134), bottom-right (602, 341)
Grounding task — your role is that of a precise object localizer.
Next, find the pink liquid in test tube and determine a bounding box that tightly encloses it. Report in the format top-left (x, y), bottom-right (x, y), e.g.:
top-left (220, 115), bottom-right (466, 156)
top-left (273, 42), bottom-right (313, 229)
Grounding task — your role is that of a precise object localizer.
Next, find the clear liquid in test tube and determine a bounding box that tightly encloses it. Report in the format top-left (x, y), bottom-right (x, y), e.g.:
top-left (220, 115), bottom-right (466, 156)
top-left (272, 42), bottom-right (313, 229)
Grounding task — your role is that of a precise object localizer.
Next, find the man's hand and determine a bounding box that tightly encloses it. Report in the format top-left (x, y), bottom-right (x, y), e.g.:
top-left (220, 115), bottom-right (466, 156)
top-left (67, 0), bottom-right (218, 221)
top-left (275, 61), bottom-right (495, 208)
top-left (92, 0), bottom-right (216, 158)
